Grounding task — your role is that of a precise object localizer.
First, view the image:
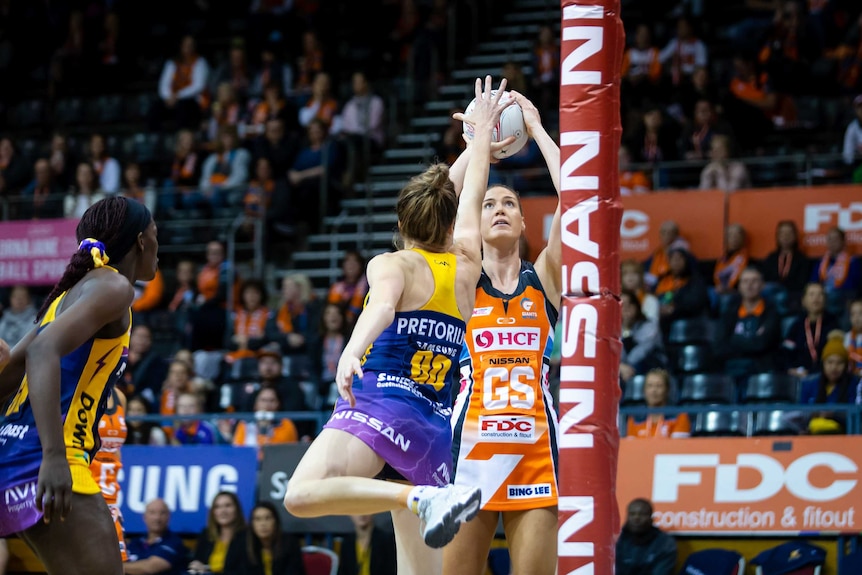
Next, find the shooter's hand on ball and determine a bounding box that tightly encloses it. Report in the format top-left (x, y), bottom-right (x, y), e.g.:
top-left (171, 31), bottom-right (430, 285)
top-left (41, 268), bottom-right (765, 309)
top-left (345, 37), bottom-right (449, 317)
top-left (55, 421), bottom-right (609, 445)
top-left (508, 90), bottom-right (541, 138)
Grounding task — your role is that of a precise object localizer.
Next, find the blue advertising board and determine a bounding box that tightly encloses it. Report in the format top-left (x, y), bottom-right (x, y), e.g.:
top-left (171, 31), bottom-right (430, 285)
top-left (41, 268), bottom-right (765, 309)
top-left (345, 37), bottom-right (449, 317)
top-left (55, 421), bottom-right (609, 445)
top-left (118, 445), bottom-right (258, 534)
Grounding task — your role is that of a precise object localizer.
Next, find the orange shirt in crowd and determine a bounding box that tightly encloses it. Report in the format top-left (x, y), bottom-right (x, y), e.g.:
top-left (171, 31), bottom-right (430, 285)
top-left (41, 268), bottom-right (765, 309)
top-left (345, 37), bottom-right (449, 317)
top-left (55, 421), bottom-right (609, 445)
top-left (627, 413), bottom-right (691, 438)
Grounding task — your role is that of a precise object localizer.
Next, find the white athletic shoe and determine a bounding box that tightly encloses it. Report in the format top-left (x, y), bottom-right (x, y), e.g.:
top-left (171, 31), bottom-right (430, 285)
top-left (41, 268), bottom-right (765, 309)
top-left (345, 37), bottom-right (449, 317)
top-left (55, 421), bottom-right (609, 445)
top-left (416, 484), bottom-right (482, 548)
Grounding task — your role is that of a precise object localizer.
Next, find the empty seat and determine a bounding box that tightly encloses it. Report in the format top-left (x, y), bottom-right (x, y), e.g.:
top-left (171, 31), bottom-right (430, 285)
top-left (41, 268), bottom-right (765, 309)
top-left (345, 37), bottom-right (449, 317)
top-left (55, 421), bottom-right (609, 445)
top-left (87, 94), bottom-right (124, 124)
top-left (679, 548), bottom-right (745, 575)
top-left (53, 97), bottom-right (84, 125)
top-left (126, 93), bottom-right (158, 120)
top-left (301, 545), bottom-right (339, 575)
top-left (692, 410), bottom-right (747, 437)
top-left (680, 374), bottom-right (736, 405)
top-left (674, 344), bottom-right (713, 375)
top-left (752, 410), bottom-right (803, 436)
top-left (745, 373), bottom-right (799, 403)
top-left (781, 315), bottom-right (797, 339)
top-left (622, 375), bottom-right (646, 406)
top-left (130, 133), bottom-right (162, 164)
top-left (667, 317), bottom-right (713, 346)
top-left (10, 99), bottom-right (44, 128)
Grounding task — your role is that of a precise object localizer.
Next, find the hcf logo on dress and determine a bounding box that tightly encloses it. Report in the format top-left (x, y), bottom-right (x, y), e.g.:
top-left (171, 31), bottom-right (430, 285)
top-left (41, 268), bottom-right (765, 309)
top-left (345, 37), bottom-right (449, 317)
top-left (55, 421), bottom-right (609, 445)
top-left (472, 327), bottom-right (541, 351)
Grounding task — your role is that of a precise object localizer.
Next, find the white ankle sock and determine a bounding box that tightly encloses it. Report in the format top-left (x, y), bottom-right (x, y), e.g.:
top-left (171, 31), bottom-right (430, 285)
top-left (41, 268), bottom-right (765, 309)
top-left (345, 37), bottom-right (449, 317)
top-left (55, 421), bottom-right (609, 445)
top-left (407, 485), bottom-right (435, 515)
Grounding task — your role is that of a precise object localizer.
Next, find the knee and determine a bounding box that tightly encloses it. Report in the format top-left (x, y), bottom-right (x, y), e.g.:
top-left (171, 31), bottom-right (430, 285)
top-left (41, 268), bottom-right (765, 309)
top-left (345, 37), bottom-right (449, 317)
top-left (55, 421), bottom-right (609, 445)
top-left (282, 479), bottom-right (315, 518)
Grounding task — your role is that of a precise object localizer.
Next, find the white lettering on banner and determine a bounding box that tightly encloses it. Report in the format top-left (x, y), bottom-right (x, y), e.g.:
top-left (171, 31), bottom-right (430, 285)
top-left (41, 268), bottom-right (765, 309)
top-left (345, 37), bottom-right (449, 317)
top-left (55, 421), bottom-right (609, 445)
top-left (121, 464), bottom-right (240, 513)
top-left (0, 261), bottom-right (28, 281)
top-left (0, 237), bottom-right (59, 258)
top-left (269, 471), bottom-right (289, 498)
top-left (620, 210), bottom-right (649, 239)
top-left (804, 203), bottom-right (862, 233)
top-left (653, 453), bottom-right (858, 504)
top-left (654, 508), bottom-right (777, 530)
top-left (560, 133), bottom-right (600, 192)
top-left (559, 4), bottom-right (607, 572)
top-left (31, 259), bottom-right (70, 280)
top-left (561, 196), bottom-right (600, 259)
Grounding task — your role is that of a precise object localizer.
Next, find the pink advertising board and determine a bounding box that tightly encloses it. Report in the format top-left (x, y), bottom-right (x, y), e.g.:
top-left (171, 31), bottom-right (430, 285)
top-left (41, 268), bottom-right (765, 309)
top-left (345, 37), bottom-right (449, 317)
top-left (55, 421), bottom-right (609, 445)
top-left (0, 219), bottom-right (78, 286)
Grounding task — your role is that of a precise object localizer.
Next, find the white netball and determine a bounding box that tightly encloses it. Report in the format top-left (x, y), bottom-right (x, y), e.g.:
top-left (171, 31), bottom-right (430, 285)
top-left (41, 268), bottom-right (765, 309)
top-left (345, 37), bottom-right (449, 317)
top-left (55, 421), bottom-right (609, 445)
top-left (462, 90), bottom-right (529, 159)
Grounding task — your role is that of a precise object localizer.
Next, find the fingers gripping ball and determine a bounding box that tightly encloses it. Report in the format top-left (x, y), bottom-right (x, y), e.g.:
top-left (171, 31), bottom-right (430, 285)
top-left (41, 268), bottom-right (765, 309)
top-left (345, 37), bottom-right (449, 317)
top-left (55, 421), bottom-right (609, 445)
top-left (462, 90), bottom-right (528, 159)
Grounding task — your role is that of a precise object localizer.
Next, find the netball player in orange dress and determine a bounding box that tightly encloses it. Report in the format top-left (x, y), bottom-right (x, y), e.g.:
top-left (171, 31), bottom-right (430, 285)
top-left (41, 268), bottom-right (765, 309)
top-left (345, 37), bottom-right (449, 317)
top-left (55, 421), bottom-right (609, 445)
top-left (91, 386), bottom-right (128, 560)
top-left (445, 91), bottom-right (562, 575)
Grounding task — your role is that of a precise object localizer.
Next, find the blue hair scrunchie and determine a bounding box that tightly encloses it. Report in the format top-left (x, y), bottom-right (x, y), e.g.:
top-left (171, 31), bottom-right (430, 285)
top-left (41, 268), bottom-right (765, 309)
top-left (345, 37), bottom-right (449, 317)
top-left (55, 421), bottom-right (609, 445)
top-left (78, 238), bottom-right (110, 268)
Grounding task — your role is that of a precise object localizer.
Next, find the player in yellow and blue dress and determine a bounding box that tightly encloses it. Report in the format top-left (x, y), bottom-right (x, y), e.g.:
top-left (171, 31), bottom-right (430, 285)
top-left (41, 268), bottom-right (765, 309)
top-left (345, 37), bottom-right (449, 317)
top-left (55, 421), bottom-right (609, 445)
top-left (283, 76), bottom-right (517, 574)
top-left (0, 196), bottom-right (158, 575)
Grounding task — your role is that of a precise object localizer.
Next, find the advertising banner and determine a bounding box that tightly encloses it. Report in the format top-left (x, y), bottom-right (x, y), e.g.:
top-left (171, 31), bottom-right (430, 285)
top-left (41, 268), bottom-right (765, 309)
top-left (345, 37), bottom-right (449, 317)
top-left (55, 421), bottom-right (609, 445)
top-left (617, 436), bottom-right (862, 535)
top-left (521, 190), bottom-right (726, 263)
top-left (0, 219), bottom-right (78, 286)
top-left (258, 443), bottom-right (354, 534)
top-left (728, 185), bottom-right (862, 259)
top-left (118, 446), bottom-right (258, 534)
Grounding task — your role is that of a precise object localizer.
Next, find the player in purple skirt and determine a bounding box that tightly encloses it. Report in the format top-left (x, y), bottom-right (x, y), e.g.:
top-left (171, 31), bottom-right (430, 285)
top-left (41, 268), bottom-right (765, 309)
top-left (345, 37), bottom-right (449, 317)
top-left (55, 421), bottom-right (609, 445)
top-left (283, 76), bottom-right (515, 573)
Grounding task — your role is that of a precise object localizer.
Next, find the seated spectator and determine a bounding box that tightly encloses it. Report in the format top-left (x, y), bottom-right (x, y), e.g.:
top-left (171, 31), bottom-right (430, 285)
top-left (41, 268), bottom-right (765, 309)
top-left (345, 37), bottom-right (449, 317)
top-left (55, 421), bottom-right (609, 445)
top-left (125, 498), bottom-right (189, 575)
top-left (159, 359), bottom-right (196, 426)
top-left (655, 247), bottom-right (711, 337)
top-left (197, 125), bottom-right (252, 210)
top-left (207, 81), bottom-right (242, 143)
top-left (760, 220), bottom-right (811, 301)
top-left (231, 387), bottom-right (299, 453)
top-left (621, 23), bottom-right (662, 110)
top-left (810, 226), bottom-right (861, 298)
top-left (531, 24), bottom-right (560, 114)
top-left (616, 498), bottom-right (677, 575)
top-left (756, 0), bottom-right (821, 96)
top-left (287, 118), bottom-right (344, 235)
top-left (842, 95), bottom-right (862, 178)
top-left (298, 71), bottom-right (340, 130)
top-left (845, 298), bottom-right (862, 376)
top-left (327, 249), bottom-right (369, 324)
top-left (620, 291), bottom-right (666, 384)
top-left (643, 220), bottom-right (690, 291)
top-left (625, 102), bottom-right (680, 165)
top-left (224, 278), bottom-right (276, 365)
top-left (308, 303), bottom-right (352, 408)
top-left (0, 137), bottom-right (32, 198)
top-left (619, 144), bottom-right (651, 196)
top-left (166, 259), bottom-right (198, 348)
top-left (171, 392), bottom-right (219, 445)
top-left (209, 38), bottom-right (251, 106)
top-left (338, 70), bottom-right (386, 182)
top-left (626, 368), bottom-right (689, 439)
top-left (20, 158), bottom-right (64, 220)
top-left (658, 15), bottom-right (708, 88)
top-left (125, 395), bottom-right (168, 446)
top-left (242, 156), bottom-right (288, 237)
top-left (251, 117), bottom-right (300, 179)
top-left (713, 223), bottom-right (750, 295)
top-left (698, 134), bottom-right (750, 192)
top-left (273, 273), bottom-right (321, 358)
top-left (121, 161), bottom-right (158, 216)
top-left (338, 514), bottom-right (397, 575)
top-left (223, 501), bottom-right (305, 575)
top-left (714, 267), bottom-right (781, 383)
top-left (723, 52), bottom-right (791, 151)
top-left (166, 129), bottom-right (203, 208)
top-left (800, 332), bottom-right (861, 434)
top-left (250, 40), bottom-right (294, 100)
top-left (152, 34), bottom-right (210, 131)
top-left (188, 491), bottom-right (246, 575)
top-left (679, 98), bottom-right (730, 161)
top-left (228, 345), bottom-right (308, 414)
top-left (88, 133), bottom-right (121, 194)
top-left (782, 283), bottom-right (840, 378)
top-left (245, 84), bottom-right (299, 142)
top-left (125, 324), bottom-right (169, 402)
top-left (132, 268), bottom-right (166, 326)
top-left (63, 162), bottom-right (106, 219)
top-left (621, 259), bottom-right (659, 322)
top-left (0, 285), bottom-right (37, 346)
top-left (48, 131), bottom-right (78, 190)
top-left (190, 241), bottom-right (232, 364)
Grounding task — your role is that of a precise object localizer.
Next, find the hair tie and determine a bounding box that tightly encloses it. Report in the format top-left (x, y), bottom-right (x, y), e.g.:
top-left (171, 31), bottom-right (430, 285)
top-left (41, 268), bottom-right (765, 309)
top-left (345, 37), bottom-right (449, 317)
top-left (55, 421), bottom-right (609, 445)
top-left (78, 238), bottom-right (110, 268)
